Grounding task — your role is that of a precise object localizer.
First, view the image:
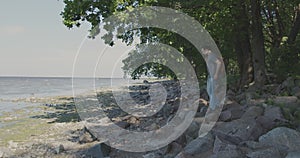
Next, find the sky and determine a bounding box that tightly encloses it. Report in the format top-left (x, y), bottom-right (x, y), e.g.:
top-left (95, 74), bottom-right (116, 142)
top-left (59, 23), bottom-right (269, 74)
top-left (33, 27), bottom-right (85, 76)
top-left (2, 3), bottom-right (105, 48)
top-left (0, 0), bottom-right (129, 78)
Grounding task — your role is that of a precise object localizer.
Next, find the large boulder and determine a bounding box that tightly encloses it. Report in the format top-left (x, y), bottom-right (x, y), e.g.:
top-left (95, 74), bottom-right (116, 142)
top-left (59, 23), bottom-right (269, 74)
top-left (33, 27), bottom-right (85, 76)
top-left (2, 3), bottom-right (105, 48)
top-left (212, 118), bottom-right (264, 144)
top-left (183, 132), bottom-right (214, 156)
top-left (184, 121), bottom-right (200, 139)
top-left (210, 136), bottom-right (244, 158)
top-left (257, 106), bottom-right (287, 131)
top-left (259, 127), bottom-right (300, 152)
top-left (222, 102), bottom-right (245, 120)
top-left (246, 148), bottom-right (282, 158)
top-left (285, 151), bottom-right (300, 158)
top-left (241, 106), bottom-right (264, 119)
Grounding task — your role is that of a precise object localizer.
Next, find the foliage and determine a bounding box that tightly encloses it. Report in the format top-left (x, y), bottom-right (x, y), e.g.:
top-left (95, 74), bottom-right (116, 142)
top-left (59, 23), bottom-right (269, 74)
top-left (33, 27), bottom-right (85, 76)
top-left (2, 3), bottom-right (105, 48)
top-left (61, 0), bottom-right (300, 87)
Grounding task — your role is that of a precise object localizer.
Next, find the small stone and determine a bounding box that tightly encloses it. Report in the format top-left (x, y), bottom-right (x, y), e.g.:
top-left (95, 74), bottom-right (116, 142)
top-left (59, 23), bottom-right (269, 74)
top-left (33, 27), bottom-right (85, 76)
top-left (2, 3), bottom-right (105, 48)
top-left (56, 144), bottom-right (64, 154)
top-left (115, 121), bottom-right (130, 129)
top-left (79, 128), bottom-right (96, 144)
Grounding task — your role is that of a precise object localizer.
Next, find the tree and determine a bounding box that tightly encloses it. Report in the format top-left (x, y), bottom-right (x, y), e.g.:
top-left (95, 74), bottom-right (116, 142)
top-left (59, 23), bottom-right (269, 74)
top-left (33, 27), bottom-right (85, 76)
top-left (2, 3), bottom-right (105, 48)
top-left (250, 0), bottom-right (267, 87)
top-left (61, 0), bottom-right (300, 89)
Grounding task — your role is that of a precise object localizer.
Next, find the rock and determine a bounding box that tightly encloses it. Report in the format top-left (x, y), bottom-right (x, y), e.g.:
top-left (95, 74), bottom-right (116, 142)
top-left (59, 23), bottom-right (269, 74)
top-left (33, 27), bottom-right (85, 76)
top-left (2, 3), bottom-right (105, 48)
top-left (219, 110), bottom-right (232, 122)
top-left (0, 151), bottom-right (4, 157)
top-left (142, 152), bottom-right (162, 158)
top-left (210, 149), bottom-right (243, 158)
top-left (197, 106), bottom-right (208, 117)
top-left (239, 141), bottom-right (267, 149)
top-left (213, 136), bottom-right (237, 154)
top-left (223, 102), bottom-right (245, 120)
top-left (55, 144), bottom-right (64, 154)
top-left (115, 121), bottom-right (130, 129)
top-left (79, 128), bottom-right (96, 144)
top-left (183, 132), bottom-right (214, 156)
top-left (84, 144), bottom-right (104, 158)
top-left (285, 151), bottom-right (300, 158)
top-left (185, 121), bottom-right (200, 139)
top-left (175, 152), bottom-right (191, 158)
top-left (185, 135), bottom-right (194, 145)
top-left (29, 143), bottom-right (58, 156)
top-left (164, 142), bottom-right (183, 158)
top-left (213, 118), bottom-right (264, 144)
top-left (264, 106), bottom-right (287, 122)
top-left (211, 136), bottom-right (244, 158)
top-left (257, 106), bottom-right (287, 131)
top-left (145, 123), bottom-right (160, 131)
top-left (241, 106), bottom-right (264, 119)
top-left (246, 148), bottom-right (282, 158)
top-left (274, 96), bottom-right (298, 105)
top-left (109, 149), bottom-right (145, 158)
top-left (174, 135), bottom-right (187, 146)
top-left (259, 127), bottom-right (300, 152)
top-left (292, 87), bottom-right (300, 97)
top-left (276, 77), bottom-right (296, 94)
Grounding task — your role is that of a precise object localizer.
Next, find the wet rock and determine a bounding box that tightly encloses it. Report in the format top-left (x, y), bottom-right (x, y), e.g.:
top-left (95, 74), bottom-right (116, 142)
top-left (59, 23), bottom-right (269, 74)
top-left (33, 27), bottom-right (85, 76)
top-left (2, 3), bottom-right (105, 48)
top-left (213, 118), bottom-right (264, 144)
top-left (183, 132), bottom-right (214, 156)
top-left (246, 148), bottom-right (282, 158)
top-left (259, 127), bottom-right (300, 152)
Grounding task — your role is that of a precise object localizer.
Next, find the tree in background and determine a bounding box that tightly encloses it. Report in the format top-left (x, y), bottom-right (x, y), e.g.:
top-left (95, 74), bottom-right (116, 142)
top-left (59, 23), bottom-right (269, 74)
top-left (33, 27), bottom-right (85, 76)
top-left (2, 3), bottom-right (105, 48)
top-left (61, 0), bottom-right (300, 90)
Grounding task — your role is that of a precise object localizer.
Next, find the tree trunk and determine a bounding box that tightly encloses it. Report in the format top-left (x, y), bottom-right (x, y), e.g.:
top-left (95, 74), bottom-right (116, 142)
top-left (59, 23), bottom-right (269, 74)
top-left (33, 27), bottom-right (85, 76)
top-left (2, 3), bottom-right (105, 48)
top-left (251, 0), bottom-right (266, 87)
top-left (287, 5), bottom-right (300, 44)
top-left (234, 1), bottom-right (253, 89)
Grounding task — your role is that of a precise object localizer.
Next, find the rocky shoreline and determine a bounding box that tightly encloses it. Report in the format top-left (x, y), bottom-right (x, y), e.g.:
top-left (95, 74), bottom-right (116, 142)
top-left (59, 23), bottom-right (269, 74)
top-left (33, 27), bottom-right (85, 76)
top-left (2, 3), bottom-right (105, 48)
top-left (1, 78), bottom-right (300, 158)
